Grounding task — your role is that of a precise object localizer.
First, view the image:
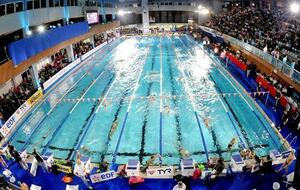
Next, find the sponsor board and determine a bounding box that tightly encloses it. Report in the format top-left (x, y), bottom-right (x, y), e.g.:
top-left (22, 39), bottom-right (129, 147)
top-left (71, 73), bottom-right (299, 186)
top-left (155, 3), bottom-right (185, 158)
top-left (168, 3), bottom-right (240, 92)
top-left (0, 102), bottom-right (30, 137)
top-left (146, 166), bottom-right (174, 177)
top-left (0, 89), bottom-right (44, 137)
top-left (90, 171), bottom-right (116, 183)
top-left (26, 89), bottom-right (43, 106)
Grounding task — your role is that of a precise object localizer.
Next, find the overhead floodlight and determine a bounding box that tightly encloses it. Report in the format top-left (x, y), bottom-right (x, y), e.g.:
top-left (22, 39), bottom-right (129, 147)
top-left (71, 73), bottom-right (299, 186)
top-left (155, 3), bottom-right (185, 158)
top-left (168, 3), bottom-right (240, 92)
top-left (117, 10), bottom-right (131, 16)
top-left (37, 25), bottom-right (45, 33)
top-left (198, 5), bottom-right (203, 9)
top-left (290, 2), bottom-right (300, 13)
top-left (26, 30), bottom-right (32, 36)
top-left (199, 8), bottom-right (210, 15)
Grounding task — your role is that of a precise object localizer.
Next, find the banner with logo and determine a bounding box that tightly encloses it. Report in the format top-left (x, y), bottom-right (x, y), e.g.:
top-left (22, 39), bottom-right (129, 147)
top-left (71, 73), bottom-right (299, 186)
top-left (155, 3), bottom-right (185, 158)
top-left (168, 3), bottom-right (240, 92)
top-left (26, 89), bottom-right (43, 106)
top-left (90, 171), bottom-right (116, 183)
top-left (0, 89), bottom-right (43, 137)
top-left (0, 102), bottom-right (30, 137)
top-left (146, 166), bottom-right (174, 177)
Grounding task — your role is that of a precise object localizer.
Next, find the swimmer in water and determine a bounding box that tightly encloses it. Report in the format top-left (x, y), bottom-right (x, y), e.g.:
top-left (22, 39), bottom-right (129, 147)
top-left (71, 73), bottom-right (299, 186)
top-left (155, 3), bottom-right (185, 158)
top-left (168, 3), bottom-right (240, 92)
top-left (164, 105), bottom-right (171, 114)
top-left (146, 154), bottom-right (162, 167)
top-left (149, 95), bottom-right (156, 103)
top-left (109, 119), bottom-right (119, 139)
top-left (204, 117), bottom-right (210, 128)
top-left (178, 145), bottom-right (190, 159)
top-left (80, 145), bottom-right (91, 155)
top-left (227, 137), bottom-right (237, 151)
top-left (178, 76), bottom-right (184, 82)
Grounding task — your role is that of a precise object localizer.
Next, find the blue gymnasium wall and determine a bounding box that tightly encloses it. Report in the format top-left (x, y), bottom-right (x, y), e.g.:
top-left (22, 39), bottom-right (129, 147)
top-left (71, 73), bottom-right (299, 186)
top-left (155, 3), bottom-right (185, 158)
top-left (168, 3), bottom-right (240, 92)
top-left (7, 22), bottom-right (89, 66)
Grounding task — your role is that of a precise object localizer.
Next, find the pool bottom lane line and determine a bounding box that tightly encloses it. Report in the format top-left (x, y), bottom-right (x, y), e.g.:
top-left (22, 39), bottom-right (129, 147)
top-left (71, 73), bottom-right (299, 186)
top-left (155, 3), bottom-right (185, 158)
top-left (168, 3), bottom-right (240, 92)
top-left (112, 46), bottom-right (150, 164)
top-left (169, 37), bottom-right (209, 162)
top-left (192, 38), bottom-right (282, 152)
top-left (177, 36), bottom-right (249, 150)
top-left (67, 75), bottom-right (115, 160)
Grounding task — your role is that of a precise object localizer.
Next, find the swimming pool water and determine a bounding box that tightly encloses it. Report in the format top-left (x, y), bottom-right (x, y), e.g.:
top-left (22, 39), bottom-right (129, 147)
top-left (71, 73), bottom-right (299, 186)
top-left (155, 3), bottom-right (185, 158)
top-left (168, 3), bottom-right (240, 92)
top-left (10, 35), bottom-right (285, 165)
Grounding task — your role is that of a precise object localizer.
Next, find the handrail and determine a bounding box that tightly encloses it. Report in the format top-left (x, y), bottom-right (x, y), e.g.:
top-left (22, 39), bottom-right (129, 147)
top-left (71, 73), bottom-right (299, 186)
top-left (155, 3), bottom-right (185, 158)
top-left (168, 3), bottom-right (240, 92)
top-left (198, 25), bottom-right (299, 85)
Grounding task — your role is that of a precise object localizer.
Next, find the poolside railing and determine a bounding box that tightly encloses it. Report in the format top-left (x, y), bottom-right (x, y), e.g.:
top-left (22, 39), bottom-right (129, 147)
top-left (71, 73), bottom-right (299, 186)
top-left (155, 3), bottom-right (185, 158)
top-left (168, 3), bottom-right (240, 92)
top-left (198, 26), bottom-right (298, 84)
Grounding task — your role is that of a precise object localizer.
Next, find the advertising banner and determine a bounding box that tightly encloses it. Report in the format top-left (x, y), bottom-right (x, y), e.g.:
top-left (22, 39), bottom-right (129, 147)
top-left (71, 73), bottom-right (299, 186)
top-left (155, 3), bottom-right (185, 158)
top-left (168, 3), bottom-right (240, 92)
top-left (90, 171), bottom-right (116, 183)
top-left (146, 166), bottom-right (174, 177)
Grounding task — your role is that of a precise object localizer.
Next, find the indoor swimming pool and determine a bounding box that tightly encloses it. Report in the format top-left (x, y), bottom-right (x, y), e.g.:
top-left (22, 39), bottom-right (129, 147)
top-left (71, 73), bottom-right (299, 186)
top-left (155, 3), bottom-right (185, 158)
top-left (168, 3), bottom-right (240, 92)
top-left (9, 35), bottom-right (286, 165)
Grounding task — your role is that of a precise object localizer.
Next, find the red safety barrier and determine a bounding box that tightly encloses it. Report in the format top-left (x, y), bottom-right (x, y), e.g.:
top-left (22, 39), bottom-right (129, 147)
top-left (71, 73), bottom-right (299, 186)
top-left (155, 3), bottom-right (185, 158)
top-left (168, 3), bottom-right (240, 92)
top-left (280, 96), bottom-right (288, 108)
top-left (227, 54), bottom-right (247, 71)
top-left (268, 85), bottom-right (277, 97)
top-left (256, 75), bottom-right (269, 90)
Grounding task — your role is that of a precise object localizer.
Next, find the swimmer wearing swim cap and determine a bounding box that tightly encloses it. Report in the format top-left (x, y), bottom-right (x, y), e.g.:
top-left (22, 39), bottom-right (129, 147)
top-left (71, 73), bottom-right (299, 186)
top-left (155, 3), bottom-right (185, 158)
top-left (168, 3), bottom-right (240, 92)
top-left (109, 119), bottom-right (119, 140)
top-left (227, 137), bottom-right (237, 151)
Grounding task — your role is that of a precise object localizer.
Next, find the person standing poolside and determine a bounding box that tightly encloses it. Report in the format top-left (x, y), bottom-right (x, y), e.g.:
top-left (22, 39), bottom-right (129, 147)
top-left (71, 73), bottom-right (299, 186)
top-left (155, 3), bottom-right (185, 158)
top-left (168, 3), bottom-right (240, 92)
top-left (32, 149), bottom-right (48, 172)
top-left (8, 145), bottom-right (28, 170)
top-left (74, 158), bottom-right (93, 189)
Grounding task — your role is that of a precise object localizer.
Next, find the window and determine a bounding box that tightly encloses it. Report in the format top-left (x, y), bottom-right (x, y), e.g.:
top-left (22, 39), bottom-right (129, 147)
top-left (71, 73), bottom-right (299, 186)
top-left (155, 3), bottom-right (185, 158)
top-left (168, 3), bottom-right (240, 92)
top-left (41, 0), bottom-right (46, 8)
top-left (16, 2), bottom-right (23, 12)
top-left (54, 0), bottom-right (59, 7)
top-left (27, 1), bottom-right (33, 10)
top-left (49, 0), bottom-right (54, 7)
top-left (0, 5), bottom-right (5, 16)
top-left (60, 0), bottom-right (64, 7)
top-left (34, 0), bottom-right (40, 9)
top-left (6, 3), bottom-right (15, 14)
top-left (74, 0), bottom-right (78, 6)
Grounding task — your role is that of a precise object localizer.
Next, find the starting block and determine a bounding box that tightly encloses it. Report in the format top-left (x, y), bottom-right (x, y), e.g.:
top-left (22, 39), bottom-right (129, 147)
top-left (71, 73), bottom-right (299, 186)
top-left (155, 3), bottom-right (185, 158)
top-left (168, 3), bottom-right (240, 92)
top-left (230, 154), bottom-right (245, 172)
top-left (270, 149), bottom-right (283, 165)
top-left (126, 159), bottom-right (140, 176)
top-left (180, 159), bottom-right (195, 176)
top-left (42, 152), bottom-right (54, 168)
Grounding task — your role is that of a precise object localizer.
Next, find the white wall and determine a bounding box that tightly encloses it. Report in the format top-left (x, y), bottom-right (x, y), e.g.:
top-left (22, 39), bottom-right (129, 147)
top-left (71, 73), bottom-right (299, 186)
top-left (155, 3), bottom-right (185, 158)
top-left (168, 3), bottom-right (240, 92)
top-left (0, 6), bottom-right (83, 36)
top-left (0, 80), bottom-right (14, 96)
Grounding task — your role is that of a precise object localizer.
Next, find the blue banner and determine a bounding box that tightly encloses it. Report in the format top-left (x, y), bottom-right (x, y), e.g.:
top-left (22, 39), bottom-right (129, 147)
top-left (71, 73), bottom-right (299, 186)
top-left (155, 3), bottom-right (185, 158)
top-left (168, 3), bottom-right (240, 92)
top-left (7, 22), bottom-right (89, 66)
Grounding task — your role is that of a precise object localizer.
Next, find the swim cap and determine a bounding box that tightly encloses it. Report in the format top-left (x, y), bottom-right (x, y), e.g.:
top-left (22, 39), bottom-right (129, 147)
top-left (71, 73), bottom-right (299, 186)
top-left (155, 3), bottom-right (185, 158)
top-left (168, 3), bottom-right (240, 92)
top-left (198, 164), bottom-right (205, 171)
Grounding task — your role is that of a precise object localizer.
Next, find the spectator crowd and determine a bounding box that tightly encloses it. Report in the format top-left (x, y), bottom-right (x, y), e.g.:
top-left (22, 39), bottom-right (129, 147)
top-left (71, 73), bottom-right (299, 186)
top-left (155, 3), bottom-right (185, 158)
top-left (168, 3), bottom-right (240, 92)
top-left (39, 52), bottom-right (68, 84)
top-left (206, 6), bottom-right (300, 71)
top-left (0, 78), bottom-right (35, 123)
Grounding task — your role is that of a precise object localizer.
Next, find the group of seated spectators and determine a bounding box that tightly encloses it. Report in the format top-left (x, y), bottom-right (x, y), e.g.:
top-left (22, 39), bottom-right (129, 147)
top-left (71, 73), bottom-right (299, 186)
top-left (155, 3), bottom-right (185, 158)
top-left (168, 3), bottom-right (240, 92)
top-left (206, 6), bottom-right (300, 71)
top-left (0, 78), bottom-right (35, 123)
top-left (120, 27), bottom-right (143, 35)
top-left (73, 41), bottom-right (93, 60)
top-left (192, 29), bottom-right (299, 132)
top-left (39, 53), bottom-right (68, 84)
top-left (94, 34), bottom-right (106, 47)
